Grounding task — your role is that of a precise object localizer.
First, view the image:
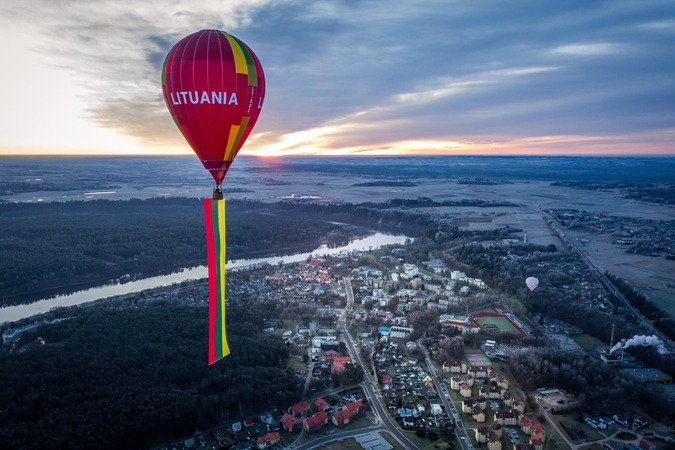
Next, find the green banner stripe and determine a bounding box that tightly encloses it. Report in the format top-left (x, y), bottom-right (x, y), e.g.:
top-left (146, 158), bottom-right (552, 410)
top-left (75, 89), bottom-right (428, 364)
top-left (211, 204), bottom-right (223, 355)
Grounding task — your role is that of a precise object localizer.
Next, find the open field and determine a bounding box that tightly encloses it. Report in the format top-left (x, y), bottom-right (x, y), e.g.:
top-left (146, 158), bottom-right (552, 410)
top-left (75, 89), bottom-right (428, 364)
top-left (563, 228), bottom-right (675, 316)
top-left (4, 156), bottom-right (672, 316)
top-left (571, 334), bottom-right (605, 351)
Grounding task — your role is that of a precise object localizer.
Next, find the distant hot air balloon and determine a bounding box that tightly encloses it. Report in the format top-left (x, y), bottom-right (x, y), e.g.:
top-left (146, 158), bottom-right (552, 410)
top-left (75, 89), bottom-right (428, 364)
top-left (525, 277), bottom-right (539, 292)
top-left (161, 30), bottom-right (266, 365)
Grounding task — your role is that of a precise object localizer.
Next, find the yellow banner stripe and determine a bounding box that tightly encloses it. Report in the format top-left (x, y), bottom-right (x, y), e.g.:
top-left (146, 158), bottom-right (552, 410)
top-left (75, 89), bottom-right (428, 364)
top-left (223, 33), bottom-right (248, 75)
top-left (217, 199), bottom-right (229, 357)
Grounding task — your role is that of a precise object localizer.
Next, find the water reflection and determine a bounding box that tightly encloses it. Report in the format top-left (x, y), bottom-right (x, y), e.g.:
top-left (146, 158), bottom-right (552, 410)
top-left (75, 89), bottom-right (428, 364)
top-left (0, 232), bottom-right (409, 323)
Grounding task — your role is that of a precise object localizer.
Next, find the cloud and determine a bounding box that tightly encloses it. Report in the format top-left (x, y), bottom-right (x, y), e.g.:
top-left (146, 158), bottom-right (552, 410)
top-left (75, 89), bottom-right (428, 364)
top-left (549, 43), bottom-right (622, 56)
top-left (1, 0), bottom-right (674, 155)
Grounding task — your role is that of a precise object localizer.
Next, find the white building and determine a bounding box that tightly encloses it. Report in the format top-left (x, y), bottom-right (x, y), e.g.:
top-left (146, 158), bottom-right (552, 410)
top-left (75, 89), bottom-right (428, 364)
top-left (390, 326), bottom-right (413, 339)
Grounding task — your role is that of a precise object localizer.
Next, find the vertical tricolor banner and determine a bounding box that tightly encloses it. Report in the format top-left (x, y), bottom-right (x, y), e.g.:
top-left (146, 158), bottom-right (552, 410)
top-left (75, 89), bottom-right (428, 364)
top-left (204, 198), bottom-right (230, 364)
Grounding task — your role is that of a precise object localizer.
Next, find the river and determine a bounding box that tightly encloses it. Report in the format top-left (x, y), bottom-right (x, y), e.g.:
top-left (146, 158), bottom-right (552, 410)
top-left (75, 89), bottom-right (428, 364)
top-left (0, 232), bottom-right (410, 323)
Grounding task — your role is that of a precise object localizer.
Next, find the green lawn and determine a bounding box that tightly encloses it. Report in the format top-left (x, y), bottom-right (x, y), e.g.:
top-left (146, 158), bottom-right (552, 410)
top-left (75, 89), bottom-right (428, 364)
top-left (380, 432), bottom-right (406, 450)
top-left (286, 357), bottom-right (307, 370)
top-left (474, 316), bottom-right (520, 333)
top-left (571, 334), bottom-right (604, 351)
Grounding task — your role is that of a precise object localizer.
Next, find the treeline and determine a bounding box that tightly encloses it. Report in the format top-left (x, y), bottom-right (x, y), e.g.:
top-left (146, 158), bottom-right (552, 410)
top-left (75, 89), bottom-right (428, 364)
top-left (606, 273), bottom-right (675, 340)
top-left (0, 198), bottom-right (343, 301)
top-left (0, 303), bottom-right (301, 450)
top-left (0, 196), bottom-right (521, 302)
top-left (352, 181), bottom-right (416, 187)
top-left (624, 186), bottom-right (675, 205)
top-left (507, 347), bottom-right (630, 412)
top-left (550, 181), bottom-right (651, 190)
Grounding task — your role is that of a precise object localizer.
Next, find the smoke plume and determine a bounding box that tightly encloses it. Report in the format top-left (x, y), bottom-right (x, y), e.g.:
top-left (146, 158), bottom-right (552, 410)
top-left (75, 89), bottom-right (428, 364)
top-left (610, 334), bottom-right (667, 355)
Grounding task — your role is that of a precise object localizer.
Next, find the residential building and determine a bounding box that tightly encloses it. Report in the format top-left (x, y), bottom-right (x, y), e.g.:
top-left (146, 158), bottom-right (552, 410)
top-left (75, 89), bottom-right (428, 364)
top-left (495, 410), bottom-right (518, 426)
top-left (332, 409), bottom-right (354, 426)
top-left (303, 411), bottom-right (328, 432)
top-left (256, 432), bottom-right (281, 449)
top-left (488, 431), bottom-right (502, 450)
top-left (529, 436), bottom-right (543, 450)
top-left (279, 413), bottom-right (301, 432)
top-left (288, 401), bottom-right (310, 418)
top-left (472, 406), bottom-right (486, 423)
top-left (531, 423), bottom-right (546, 441)
top-left (314, 398), bottom-right (329, 412)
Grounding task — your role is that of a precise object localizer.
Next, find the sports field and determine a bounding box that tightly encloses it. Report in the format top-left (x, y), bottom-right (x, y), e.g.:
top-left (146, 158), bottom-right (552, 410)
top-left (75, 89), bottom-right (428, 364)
top-left (474, 315), bottom-right (522, 334)
top-left (465, 349), bottom-right (492, 366)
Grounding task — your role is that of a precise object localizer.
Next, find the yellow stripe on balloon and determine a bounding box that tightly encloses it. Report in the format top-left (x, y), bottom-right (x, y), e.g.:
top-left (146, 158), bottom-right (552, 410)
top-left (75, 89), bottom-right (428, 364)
top-left (217, 199), bottom-right (229, 357)
top-left (230, 116), bottom-right (250, 156)
top-left (223, 33), bottom-right (248, 75)
top-left (225, 125), bottom-right (241, 161)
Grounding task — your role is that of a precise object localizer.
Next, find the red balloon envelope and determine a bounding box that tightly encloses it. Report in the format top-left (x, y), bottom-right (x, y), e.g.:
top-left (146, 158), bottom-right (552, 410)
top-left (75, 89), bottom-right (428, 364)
top-left (161, 30), bottom-right (265, 185)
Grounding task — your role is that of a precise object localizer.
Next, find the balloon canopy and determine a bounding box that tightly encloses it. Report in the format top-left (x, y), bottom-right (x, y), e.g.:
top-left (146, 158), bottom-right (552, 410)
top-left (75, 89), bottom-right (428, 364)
top-left (525, 277), bottom-right (539, 291)
top-left (161, 30), bottom-right (265, 185)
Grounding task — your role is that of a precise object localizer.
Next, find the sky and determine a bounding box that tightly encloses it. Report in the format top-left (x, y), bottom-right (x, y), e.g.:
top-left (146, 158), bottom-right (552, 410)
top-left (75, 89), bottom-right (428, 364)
top-left (0, 0), bottom-right (674, 157)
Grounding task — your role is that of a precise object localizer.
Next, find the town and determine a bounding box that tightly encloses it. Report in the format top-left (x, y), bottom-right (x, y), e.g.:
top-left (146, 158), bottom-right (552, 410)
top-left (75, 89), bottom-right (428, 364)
top-left (7, 225), bottom-right (673, 450)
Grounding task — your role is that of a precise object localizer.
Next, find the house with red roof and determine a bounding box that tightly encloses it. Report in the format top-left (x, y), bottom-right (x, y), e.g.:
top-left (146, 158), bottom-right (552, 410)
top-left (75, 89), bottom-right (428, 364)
top-left (531, 423), bottom-right (546, 441)
top-left (344, 401), bottom-right (363, 414)
top-left (382, 375), bottom-right (393, 387)
top-left (332, 409), bottom-right (354, 426)
top-left (279, 413), bottom-right (300, 432)
top-left (529, 435), bottom-right (543, 450)
top-left (516, 444), bottom-right (535, 450)
top-left (303, 411), bottom-right (328, 432)
top-left (288, 401), bottom-right (310, 418)
top-left (332, 355), bottom-right (352, 372)
top-left (314, 398), bottom-right (329, 412)
top-left (256, 432), bottom-right (280, 449)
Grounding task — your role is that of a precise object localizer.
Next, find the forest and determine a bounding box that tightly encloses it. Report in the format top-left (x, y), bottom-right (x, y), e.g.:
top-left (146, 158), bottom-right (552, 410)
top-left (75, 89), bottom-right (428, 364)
top-left (0, 198), bottom-right (348, 302)
top-left (1, 196), bottom-right (488, 303)
top-left (0, 302), bottom-right (302, 450)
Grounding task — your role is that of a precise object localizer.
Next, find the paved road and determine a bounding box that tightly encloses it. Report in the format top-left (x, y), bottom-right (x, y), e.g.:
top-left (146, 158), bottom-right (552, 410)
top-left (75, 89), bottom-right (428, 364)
top-left (340, 277), bottom-right (417, 450)
top-left (535, 206), bottom-right (662, 339)
top-left (292, 425), bottom-right (389, 450)
top-left (418, 338), bottom-right (470, 450)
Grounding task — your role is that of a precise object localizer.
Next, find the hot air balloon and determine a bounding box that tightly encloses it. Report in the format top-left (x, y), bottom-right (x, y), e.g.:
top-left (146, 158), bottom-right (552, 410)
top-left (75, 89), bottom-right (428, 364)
top-left (525, 277), bottom-right (539, 292)
top-left (161, 30), bottom-right (265, 364)
top-left (162, 29), bottom-right (265, 186)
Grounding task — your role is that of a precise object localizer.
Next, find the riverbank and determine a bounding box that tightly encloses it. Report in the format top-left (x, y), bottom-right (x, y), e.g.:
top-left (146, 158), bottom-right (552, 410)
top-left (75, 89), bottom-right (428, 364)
top-left (0, 231), bottom-right (410, 324)
top-left (0, 227), bottom-right (375, 308)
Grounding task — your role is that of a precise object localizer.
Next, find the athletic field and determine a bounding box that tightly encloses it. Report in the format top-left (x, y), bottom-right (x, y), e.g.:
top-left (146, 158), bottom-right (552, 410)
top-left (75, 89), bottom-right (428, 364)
top-left (474, 315), bottom-right (522, 334)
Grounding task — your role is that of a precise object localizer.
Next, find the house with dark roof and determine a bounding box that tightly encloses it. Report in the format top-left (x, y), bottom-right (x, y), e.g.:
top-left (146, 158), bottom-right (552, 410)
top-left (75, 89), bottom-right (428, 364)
top-left (488, 431), bottom-right (502, 450)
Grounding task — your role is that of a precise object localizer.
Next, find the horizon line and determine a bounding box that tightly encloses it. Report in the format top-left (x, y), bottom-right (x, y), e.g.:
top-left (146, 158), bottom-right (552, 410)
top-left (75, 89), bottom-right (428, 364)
top-left (1, 153), bottom-right (674, 158)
